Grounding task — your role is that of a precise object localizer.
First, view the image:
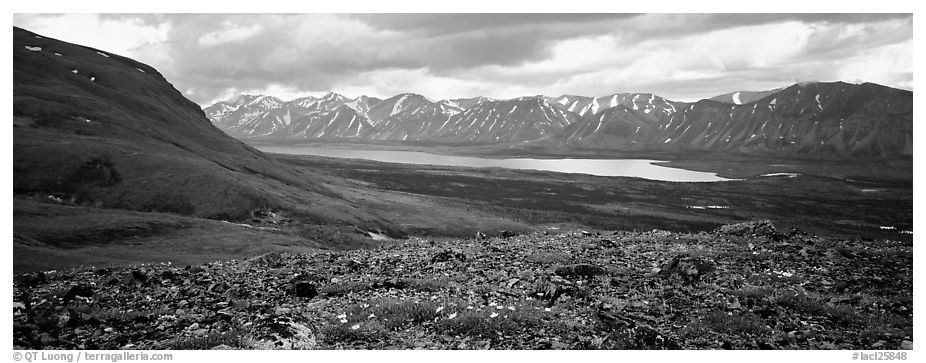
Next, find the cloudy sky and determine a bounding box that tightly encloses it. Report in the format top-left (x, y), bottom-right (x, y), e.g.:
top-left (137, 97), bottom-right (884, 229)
top-left (13, 13), bottom-right (913, 105)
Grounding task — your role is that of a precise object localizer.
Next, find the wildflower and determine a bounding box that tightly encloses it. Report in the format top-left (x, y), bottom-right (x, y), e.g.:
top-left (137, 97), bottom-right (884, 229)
top-left (351, 324), bottom-right (360, 330)
top-left (508, 306), bottom-right (516, 311)
top-left (337, 313), bottom-right (347, 319)
top-left (447, 313), bottom-right (458, 320)
top-left (339, 318), bottom-right (348, 324)
top-left (544, 308), bottom-right (552, 312)
top-left (436, 306), bottom-right (444, 313)
top-left (466, 306), bottom-right (474, 310)
top-left (368, 313), bottom-right (376, 319)
top-left (490, 312), bottom-right (499, 318)
top-left (489, 302), bottom-right (497, 307)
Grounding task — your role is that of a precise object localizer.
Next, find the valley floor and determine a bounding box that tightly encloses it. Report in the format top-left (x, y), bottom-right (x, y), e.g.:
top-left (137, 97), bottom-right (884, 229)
top-left (13, 222), bottom-right (912, 350)
top-left (13, 148), bottom-right (912, 273)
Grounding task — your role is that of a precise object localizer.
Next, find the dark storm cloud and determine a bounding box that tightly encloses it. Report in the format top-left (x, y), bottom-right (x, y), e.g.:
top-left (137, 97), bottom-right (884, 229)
top-left (352, 13), bottom-right (637, 35)
top-left (16, 13), bottom-right (910, 104)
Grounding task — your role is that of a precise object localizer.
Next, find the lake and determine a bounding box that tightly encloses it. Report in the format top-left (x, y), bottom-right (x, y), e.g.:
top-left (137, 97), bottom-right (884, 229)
top-left (256, 144), bottom-right (732, 182)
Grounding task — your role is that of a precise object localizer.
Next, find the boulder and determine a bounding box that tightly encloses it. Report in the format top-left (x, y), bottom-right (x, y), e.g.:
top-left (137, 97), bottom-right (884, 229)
top-left (248, 318), bottom-right (316, 350)
top-left (657, 255), bottom-right (716, 284)
top-left (208, 282), bottom-right (230, 294)
top-left (430, 249), bottom-right (466, 263)
top-left (371, 277), bottom-right (406, 290)
top-left (289, 281), bottom-right (318, 299)
top-left (62, 285), bottom-right (94, 302)
top-left (123, 270), bottom-right (149, 285)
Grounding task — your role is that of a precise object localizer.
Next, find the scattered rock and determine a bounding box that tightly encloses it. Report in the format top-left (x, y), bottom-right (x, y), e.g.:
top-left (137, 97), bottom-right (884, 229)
top-left (555, 264), bottom-right (606, 278)
top-left (717, 220), bottom-right (778, 239)
top-left (16, 272), bottom-right (47, 287)
top-left (901, 340), bottom-right (913, 350)
top-left (11, 227), bottom-right (912, 350)
top-left (250, 252), bottom-right (284, 267)
top-left (598, 239), bottom-right (618, 248)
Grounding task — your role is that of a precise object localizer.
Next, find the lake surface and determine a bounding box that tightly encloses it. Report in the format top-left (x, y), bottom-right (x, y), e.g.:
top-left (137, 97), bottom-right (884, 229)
top-left (257, 145), bottom-right (732, 182)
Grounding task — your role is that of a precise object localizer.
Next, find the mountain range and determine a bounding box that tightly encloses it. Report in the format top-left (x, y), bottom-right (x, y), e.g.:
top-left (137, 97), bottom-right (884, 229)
top-left (205, 83), bottom-right (912, 159)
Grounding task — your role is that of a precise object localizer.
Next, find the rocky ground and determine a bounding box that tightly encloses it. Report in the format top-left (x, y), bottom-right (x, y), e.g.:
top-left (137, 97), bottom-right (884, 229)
top-left (13, 221), bottom-right (913, 350)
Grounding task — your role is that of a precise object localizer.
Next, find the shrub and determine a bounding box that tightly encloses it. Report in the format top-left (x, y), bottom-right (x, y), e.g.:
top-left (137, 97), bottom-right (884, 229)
top-left (700, 311), bottom-right (770, 335)
top-left (436, 306), bottom-right (543, 338)
top-left (733, 285), bottom-right (777, 305)
top-left (167, 329), bottom-right (248, 350)
top-left (319, 320), bottom-right (389, 344)
top-left (319, 281), bottom-right (370, 297)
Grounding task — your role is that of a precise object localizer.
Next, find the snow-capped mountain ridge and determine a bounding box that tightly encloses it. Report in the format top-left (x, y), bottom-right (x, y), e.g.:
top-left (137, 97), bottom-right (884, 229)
top-left (204, 82), bottom-right (911, 158)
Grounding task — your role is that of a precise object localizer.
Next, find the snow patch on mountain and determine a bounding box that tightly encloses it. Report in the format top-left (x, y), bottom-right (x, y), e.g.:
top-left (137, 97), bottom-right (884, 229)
top-left (391, 95), bottom-right (409, 116)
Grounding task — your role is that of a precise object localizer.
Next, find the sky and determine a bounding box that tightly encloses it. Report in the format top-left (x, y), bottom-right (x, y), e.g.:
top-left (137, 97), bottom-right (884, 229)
top-left (12, 13), bottom-right (914, 106)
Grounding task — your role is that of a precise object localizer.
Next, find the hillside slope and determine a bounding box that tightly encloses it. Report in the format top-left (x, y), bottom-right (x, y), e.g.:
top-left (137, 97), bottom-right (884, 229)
top-left (650, 82), bottom-right (913, 158)
top-left (13, 26), bottom-right (350, 220)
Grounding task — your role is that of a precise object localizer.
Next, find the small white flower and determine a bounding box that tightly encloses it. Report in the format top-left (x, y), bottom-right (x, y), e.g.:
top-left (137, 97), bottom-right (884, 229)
top-left (436, 306), bottom-right (444, 313)
top-left (337, 313), bottom-right (347, 319)
top-left (544, 308), bottom-right (552, 312)
top-left (466, 306), bottom-right (474, 310)
top-left (489, 302), bottom-right (497, 306)
top-left (447, 313), bottom-right (457, 319)
top-left (490, 312), bottom-right (499, 318)
top-left (368, 313), bottom-right (376, 319)
top-left (351, 324), bottom-right (360, 330)
top-left (508, 306), bottom-right (516, 311)
top-left (340, 318), bottom-right (348, 324)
